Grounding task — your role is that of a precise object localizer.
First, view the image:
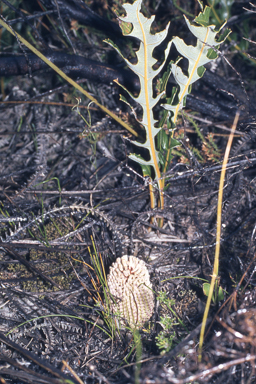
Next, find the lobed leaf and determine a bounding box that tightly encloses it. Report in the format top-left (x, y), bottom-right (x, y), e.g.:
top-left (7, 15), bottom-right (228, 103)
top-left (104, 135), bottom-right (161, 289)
top-left (162, 6), bottom-right (230, 123)
top-left (105, 0), bottom-right (229, 208)
top-left (105, 0), bottom-right (172, 181)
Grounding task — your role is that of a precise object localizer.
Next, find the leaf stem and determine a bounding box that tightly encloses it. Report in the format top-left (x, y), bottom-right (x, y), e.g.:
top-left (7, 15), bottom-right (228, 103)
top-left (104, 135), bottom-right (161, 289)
top-left (137, 5), bottom-right (164, 209)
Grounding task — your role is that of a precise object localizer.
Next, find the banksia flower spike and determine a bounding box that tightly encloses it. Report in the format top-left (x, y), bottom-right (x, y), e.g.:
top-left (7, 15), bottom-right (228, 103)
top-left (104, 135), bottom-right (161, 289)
top-left (107, 255), bottom-right (154, 328)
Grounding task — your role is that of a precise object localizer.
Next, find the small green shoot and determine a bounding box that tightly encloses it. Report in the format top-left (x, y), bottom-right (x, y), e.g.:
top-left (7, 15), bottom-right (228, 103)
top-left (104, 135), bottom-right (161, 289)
top-left (203, 282), bottom-right (224, 304)
top-left (155, 315), bottom-right (177, 354)
top-left (157, 290), bottom-right (188, 330)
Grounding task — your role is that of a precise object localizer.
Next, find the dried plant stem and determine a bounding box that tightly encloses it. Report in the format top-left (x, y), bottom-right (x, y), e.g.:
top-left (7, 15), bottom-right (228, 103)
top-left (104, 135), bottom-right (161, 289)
top-left (0, 17), bottom-right (138, 138)
top-left (62, 360), bottom-right (84, 384)
top-left (198, 110), bottom-right (240, 360)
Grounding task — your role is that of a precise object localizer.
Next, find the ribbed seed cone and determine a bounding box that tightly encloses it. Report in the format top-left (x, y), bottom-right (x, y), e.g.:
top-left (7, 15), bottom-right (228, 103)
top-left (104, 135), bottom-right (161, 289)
top-left (107, 255), bottom-right (154, 328)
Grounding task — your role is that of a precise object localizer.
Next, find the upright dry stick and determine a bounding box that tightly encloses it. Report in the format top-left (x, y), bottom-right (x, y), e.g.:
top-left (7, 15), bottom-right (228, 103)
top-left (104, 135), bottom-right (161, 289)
top-left (198, 111), bottom-right (240, 360)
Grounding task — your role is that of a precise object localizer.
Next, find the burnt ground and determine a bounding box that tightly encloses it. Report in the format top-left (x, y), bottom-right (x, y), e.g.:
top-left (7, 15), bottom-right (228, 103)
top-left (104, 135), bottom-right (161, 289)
top-left (0, 0), bottom-right (256, 383)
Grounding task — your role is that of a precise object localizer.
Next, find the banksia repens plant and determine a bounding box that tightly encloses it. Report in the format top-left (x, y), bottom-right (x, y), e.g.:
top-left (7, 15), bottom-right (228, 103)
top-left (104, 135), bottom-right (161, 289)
top-left (107, 255), bottom-right (154, 328)
top-left (105, 0), bottom-right (230, 210)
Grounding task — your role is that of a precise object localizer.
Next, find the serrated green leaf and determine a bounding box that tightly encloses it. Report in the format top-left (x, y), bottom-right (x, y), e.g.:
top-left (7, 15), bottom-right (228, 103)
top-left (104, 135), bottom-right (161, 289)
top-left (105, 0), bottom-right (172, 196)
top-left (162, 5), bottom-right (230, 124)
top-left (106, 0), bottom-right (229, 208)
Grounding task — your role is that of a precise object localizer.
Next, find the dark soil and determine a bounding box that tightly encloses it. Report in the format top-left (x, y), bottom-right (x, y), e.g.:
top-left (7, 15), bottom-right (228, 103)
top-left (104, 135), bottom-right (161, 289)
top-left (0, 1), bottom-right (256, 383)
